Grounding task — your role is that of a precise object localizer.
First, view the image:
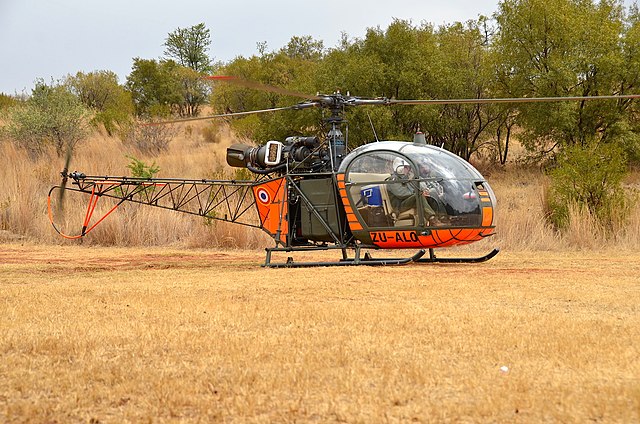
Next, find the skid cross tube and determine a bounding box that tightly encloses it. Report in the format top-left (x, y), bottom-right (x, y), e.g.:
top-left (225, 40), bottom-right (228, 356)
top-left (263, 245), bottom-right (428, 268)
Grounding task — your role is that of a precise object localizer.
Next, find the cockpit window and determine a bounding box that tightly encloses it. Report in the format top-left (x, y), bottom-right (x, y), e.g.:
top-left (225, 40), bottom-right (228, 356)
top-left (344, 145), bottom-right (488, 230)
top-left (401, 144), bottom-right (483, 181)
top-left (346, 152), bottom-right (414, 227)
top-left (346, 152), bottom-right (399, 175)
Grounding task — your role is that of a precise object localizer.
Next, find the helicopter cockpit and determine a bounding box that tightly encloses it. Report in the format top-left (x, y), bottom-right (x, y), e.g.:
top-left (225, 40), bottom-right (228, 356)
top-left (340, 141), bottom-right (496, 230)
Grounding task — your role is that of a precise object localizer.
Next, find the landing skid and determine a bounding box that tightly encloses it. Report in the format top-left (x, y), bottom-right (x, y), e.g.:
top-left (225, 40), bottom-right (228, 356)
top-left (263, 245), bottom-right (499, 268)
top-left (416, 247), bottom-right (500, 263)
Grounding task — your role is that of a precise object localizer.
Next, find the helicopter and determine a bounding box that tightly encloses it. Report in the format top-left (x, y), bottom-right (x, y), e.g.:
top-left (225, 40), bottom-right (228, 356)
top-left (47, 77), bottom-right (640, 267)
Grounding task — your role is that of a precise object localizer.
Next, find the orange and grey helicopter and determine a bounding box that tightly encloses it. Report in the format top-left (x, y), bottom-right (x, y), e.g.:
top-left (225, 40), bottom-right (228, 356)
top-left (48, 78), bottom-right (640, 267)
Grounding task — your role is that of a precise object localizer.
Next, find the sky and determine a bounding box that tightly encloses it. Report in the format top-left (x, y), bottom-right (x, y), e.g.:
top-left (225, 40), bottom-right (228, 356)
top-left (0, 0), bottom-right (636, 95)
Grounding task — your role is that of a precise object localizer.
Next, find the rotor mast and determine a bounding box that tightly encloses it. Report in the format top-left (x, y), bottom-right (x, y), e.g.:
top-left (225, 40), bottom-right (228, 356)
top-left (319, 93), bottom-right (348, 170)
top-left (313, 92), bottom-right (389, 170)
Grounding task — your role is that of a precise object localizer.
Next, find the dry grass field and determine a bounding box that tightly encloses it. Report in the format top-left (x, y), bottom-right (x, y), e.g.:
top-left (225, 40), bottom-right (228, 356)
top-left (1, 243), bottom-right (639, 423)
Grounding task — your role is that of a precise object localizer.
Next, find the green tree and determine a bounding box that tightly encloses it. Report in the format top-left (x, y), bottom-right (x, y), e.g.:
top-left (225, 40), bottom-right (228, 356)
top-left (317, 19), bottom-right (499, 156)
top-left (162, 23), bottom-right (213, 117)
top-left (213, 19), bottom-right (505, 155)
top-left (493, 0), bottom-right (638, 234)
top-left (211, 36), bottom-right (325, 141)
top-left (164, 23), bottom-right (213, 73)
top-left (5, 80), bottom-right (90, 157)
top-left (425, 21), bottom-right (500, 159)
top-left (315, 20), bottom-right (435, 144)
top-left (174, 65), bottom-right (210, 117)
top-left (620, 5), bottom-right (640, 164)
top-left (126, 58), bottom-right (182, 117)
top-left (66, 70), bottom-right (134, 135)
top-left (282, 35), bottom-right (325, 61)
top-left (494, 0), bottom-right (635, 158)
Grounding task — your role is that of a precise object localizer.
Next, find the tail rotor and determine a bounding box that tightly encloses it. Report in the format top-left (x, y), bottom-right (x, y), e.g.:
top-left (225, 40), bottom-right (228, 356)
top-left (57, 146), bottom-right (73, 214)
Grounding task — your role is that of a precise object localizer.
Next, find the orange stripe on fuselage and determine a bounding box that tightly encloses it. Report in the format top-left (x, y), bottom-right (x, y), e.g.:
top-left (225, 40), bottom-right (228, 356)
top-left (368, 228), bottom-right (488, 249)
top-left (482, 206), bottom-right (493, 227)
top-left (336, 173), bottom-right (364, 231)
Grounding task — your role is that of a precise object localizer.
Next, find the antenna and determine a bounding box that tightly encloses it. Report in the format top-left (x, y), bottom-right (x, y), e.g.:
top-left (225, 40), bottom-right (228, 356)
top-left (367, 112), bottom-right (379, 142)
top-left (413, 127), bottom-right (426, 145)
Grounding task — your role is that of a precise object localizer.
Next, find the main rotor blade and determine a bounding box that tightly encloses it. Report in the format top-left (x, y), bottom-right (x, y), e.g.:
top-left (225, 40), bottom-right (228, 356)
top-left (389, 94), bottom-right (640, 105)
top-left (144, 105), bottom-right (316, 126)
top-left (205, 75), bottom-right (318, 100)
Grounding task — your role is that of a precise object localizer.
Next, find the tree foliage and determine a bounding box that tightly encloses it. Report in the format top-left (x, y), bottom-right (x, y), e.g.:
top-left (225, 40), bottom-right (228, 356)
top-left (425, 22), bottom-right (499, 159)
top-left (66, 70), bottom-right (134, 135)
top-left (164, 23), bottom-right (213, 73)
top-left (494, 0), bottom-right (639, 158)
top-left (126, 58), bottom-right (183, 118)
top-left (213, 20), bottom-right (502, 159)
top-left (173, 65), bottom-right (211, 117)
top-left (282, 35), bottom-right (325, 61)
top-left (621, 4), bottom-right (640, 163)
top-left (125, 155), bottom-right (161, 178)
top-left (208, 2), bottom-right (639, 166)
top-left (2, 6), bottom-right (638, 165)
top-left (5, 80), bottom-right (90, 157)
top-left (126, 23), bottom-right (214, 118)
top-left (210, 36), bottom-right (325, 141)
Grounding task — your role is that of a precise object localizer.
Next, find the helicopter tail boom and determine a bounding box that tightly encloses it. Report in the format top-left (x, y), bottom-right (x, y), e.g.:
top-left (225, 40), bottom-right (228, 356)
top-left (48, 173), bottom-right (264, 239)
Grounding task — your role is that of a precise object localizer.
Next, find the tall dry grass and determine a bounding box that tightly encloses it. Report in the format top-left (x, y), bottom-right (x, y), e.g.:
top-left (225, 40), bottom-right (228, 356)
top-left (1, 124), bottom-right (639, 251)
top-left (487, 165), bottom-right (640, 251)
top-left (0, 124), bottom-right (271, 249)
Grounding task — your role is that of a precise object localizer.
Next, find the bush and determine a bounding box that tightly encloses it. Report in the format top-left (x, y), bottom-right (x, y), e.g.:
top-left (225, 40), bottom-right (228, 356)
top-left (0, 93), bottom-right (18, 111)
top-left (201, 122), bottom-right (223, 143)
top-left (123, 121), bottom-right (176, 155)
top-left (66, 71), bottom-right (135, 136)
top-left (4, 80), bottom-right (90, 157)
top-left (114, 156), bottom-right (160, 198)
top-left (125, 155), bottom-right (160, 178)
top-left (545, 142), bottom-right (632, 232)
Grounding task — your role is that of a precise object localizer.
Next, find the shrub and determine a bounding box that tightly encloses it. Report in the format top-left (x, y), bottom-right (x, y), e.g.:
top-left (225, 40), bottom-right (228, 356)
top-left (4, 80), bottom-right (90, 157)
top-left (545, 142), bottom-right (632, 232)
top-left (123, 121), bottom-right (176, 155)
top-left (201, 122), bottom-right (222, 143)
top-left (66, 71), bottom-right (135, 136)
top-left (125, 155), bottom-right (160, 179)
top-left (114, 156), bottom-right (160, 198)
top-left (0, 93), bottom-right (18, 111)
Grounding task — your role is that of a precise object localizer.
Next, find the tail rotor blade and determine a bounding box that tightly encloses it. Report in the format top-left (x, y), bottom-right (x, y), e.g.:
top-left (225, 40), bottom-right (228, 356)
top-left (57, 146), bottom-right (73, 213)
